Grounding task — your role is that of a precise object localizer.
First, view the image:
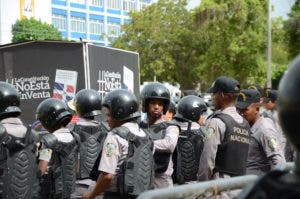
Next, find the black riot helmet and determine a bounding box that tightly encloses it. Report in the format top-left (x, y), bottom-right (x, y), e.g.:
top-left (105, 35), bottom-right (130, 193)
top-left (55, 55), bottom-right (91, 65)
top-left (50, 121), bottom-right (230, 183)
top-left (0, 81), bottom-right (21, 119)
top-left (278, 55), bottom-right (300, 151)
top-left (102, 89), bottom-right (140, 121)
top-left (74, 89), bottom-right (102, 118)
top-left (174, 95), bottom-right (207, 122)
top-left (36, 98), bottom-right (72, 132)
top-left (141, 82), bottom-right (170, 114)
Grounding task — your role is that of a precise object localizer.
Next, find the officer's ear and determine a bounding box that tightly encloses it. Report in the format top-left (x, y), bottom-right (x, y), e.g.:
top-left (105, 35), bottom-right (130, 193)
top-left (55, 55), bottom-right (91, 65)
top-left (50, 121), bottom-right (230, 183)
top-left (255, 103), bottom-right (260, 111)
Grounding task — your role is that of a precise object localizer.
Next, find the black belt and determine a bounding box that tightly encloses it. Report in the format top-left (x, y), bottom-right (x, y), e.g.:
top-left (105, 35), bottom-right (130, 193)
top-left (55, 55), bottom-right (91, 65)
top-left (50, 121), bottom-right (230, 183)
top-left (76, 183), bottom-right (90, 188)
top-left (104, 191), bottom-right (137, 199)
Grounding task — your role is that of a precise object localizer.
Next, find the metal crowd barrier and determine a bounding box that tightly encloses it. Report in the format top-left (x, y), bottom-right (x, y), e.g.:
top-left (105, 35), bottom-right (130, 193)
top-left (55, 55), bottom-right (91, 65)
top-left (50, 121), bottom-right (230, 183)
top-left (138, 162), bottom-right (295, 199)
top-left (137, 175), bottom-right (258, 199)
top-left (275, 162), bottom-right (294, 171)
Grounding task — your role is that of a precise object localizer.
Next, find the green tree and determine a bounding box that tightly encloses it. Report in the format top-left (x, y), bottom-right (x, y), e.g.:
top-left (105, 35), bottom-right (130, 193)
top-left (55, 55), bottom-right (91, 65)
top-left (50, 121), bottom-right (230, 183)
top-left (112, 0), bottom-right (201, 89)
top-left (271, 17), bottom-right (289, 89)
top-left (194, 0), bottom-right (268, 89)
top-left (285, 0), bottom-right (300, 59)
top-left (12, 18), bottom-right (63, 43)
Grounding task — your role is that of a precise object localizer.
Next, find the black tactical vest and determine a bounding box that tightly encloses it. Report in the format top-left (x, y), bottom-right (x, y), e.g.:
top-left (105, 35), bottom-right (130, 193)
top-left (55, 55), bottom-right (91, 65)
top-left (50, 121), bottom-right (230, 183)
top-left (238, 170), bottom-right (300, 199)
top-left (112, 126), bottom-right (154, 196)
top-left (173, 122), bottom-right (205, 184)
top-left (88, 123), bottom-right (110, 181)
top-left (140, 121), bottom-right (180, 174)
top-left (73, 122), bottom-right (109, 179)
top-left (0, 123), bottom-right (7, 165)
top-left (213, 113), bottom-right (250, 176)
top-left (39, 132), bottom-right (79, 199)
top-left (0, 126), bottom-right (39, 199)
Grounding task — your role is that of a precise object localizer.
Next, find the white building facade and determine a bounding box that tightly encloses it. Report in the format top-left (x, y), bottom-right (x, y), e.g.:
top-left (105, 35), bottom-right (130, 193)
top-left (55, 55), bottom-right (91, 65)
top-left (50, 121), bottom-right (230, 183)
top-left (0, 0), bottom-right (152, 46)
top-left (0, 0), bottom-right (51, 44)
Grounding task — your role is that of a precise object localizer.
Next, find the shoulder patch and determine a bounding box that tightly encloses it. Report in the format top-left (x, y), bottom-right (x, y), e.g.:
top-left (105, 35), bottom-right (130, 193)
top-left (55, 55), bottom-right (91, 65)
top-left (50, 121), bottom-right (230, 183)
top-left (204, 126), bottom-right (216, 141)
top-left (268, 137), bottom-right (278, 152)
top-left (104, 142), bottom-right (117, 157)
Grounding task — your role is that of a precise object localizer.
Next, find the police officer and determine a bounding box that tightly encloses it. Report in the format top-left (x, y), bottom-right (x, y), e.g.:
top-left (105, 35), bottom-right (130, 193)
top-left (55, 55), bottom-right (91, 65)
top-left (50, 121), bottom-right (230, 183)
top-left (198, 76), bottom-right (251, 180)
top-left (247, 84), bottom-right (264, 104)
top-left (236, 89), bottom-right (286, 176)
top-left (263, 89), bottom-right (288, 155)
top-left (263, 89), bottom-right (278, 120)
top-left (36, 98), bottom-right (79, 199)
top-left (70, 89), bottom-right (109, 199)
top-left (82, 89), bottom-right (154, 199)
top-left (0, 81), bottom-right (39, 199)
top-left (140, 82), bottom-right (180, 188)
top-left (174, 95), bottom-right (207, 126)
top-left (238, 55), bottom-right (300, 199)
top-left (172, 95), bottom-right (207, 184)
top-left (261, 90), bottom-right (278, 125)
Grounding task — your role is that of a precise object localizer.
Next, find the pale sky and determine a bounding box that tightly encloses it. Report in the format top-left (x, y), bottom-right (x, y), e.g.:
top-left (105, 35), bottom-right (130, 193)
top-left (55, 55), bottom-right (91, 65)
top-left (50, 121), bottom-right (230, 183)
top-left (271, 0), bottom-right (295, 18)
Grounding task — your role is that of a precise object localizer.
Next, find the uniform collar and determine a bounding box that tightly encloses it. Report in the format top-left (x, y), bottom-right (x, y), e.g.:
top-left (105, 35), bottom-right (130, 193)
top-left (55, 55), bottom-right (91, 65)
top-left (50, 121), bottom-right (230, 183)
top-left (76, 118), bottom-right (99, 126)
top-left (121, 122), bottom-right (138, 128)
top-left (0, 117), bottom-right (24, 125)
top-left (222, 106), bottom-right (237, 114)
top-left (53, 127), bottom-right (70, 134)
top-left (176, 120), bottom-right (200, 130)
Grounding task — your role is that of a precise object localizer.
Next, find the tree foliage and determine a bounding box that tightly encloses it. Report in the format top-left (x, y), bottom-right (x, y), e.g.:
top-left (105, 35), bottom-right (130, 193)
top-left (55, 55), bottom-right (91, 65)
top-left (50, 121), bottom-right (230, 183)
top-left (271, 17), bottom-right (289, 89)
top-left (112, 0), bottom-right (201, 89)
top-left (270, 0), bottom-right (299, 89)
top-left (285, 0), bottom-right (300, 59)
top-left (12, 18), bottom-right (63, 43)
top-left (113, 0), bottom-right (291, 91)
top-left (194, 0), bottom-right (268, 89)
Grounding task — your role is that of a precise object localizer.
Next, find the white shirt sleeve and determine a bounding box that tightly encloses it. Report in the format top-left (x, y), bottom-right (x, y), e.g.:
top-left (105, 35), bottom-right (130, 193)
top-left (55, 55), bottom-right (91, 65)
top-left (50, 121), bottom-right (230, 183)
top-left (98, 133), bottom-right (120, 174)
top-left (154, 125), bottom-right (179, 152)
top-left (198, 118), bottom-right (224, 180)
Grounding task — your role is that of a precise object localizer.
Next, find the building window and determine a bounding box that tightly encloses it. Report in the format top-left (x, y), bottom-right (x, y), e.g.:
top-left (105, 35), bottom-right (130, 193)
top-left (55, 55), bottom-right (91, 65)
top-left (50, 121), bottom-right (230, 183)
top-left (107, 0), bottom-right (121, 9)
top-left (139, 2), bottom-right (148, 10)
top-left (123, 0), bottom-right (135, 11)
top-left (70, 0), bottom-right (85, 4)
top-left (107, 22), bottom-right (121, 37)
top-left (139, 0), bottom-right (149, 10)
top-left (52, 14), bottom-right (66, 31)
top-left (90, 19), bottom-right (104, 35)
top-left (71, 16), bottom-right (86, 33)
top-left (90, 0), bottom-right (103, 7)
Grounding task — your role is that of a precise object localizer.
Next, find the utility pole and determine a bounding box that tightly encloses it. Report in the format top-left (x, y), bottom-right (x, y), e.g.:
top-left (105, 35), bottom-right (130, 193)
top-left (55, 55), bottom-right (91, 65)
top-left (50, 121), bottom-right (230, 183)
top-left (267, 0), bottom-right (272, 89)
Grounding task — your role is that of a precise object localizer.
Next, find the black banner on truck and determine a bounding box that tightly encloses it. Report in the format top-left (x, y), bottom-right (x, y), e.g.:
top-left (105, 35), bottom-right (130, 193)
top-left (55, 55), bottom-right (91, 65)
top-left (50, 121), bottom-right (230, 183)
top-left (0, 41), bottom-right (140, 125)
top-left (0, 41), bottom-right (85, 124)
top-left (87, 44), bottom-right (140, 98)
